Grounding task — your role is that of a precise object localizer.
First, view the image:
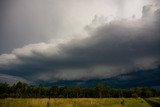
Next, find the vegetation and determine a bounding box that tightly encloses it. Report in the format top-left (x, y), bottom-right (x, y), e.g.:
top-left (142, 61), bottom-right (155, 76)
top-left (146, 97), bottom-right (160, 104)
top-left (0, 82), bottom-right (159, 98)
top-left (0, 98), bottom-right (150, 107)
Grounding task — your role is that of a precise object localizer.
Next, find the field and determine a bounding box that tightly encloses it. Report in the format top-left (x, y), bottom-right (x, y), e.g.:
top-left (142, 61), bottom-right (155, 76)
top-left (146, 97), bottom-right (160, 104)
top-left (0, 98), bottom-right (150, 107)
top-left (145, 97), bottom-right (160, 107)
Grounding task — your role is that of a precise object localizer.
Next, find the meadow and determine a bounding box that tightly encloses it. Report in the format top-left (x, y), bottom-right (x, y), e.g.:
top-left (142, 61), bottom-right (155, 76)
top-left (0, 98), bottom-right (150, 107)
top-left (146, 97), bottom-right (160, 104)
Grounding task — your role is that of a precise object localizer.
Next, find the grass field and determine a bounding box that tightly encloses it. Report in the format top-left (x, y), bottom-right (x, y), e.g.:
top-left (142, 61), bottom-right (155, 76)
top-left (0, 98), bottom-right (150, 107)
top-left (146, 97), bottom-right (160, 104)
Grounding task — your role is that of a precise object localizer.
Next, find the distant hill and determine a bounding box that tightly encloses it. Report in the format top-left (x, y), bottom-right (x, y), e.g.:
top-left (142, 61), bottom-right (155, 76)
top-left (35, 67), bottom-right (160, 89)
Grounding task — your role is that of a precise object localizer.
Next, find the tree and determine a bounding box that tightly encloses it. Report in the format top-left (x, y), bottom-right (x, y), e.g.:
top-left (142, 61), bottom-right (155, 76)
top-left (95, 83), bottom-right (105, 98)
top-left (132, 93), bottom-right (138, 98)
top-left (0, 82), bottom-right (158, 98)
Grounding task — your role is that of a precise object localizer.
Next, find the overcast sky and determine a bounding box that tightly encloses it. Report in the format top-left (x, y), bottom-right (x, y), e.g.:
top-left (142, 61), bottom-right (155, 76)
top-left (0, 0), bottom-right (160, 84)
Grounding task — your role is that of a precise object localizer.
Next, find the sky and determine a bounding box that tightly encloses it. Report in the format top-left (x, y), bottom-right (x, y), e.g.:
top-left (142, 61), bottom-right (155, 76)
top-left (0, 0), bottom-right (160, 84)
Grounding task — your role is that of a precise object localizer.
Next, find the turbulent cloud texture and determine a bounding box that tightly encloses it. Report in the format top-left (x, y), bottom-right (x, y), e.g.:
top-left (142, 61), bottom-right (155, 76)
top-left (0, 0), bottom-right (150, 53)
top-left (0, 4), bottom-right (160, 83)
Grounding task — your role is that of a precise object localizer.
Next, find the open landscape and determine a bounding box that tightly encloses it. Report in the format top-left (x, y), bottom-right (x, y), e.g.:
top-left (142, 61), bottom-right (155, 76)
top-left (0, 82), bottom-right (160, 107)
top-left (0, 0), bottom-right (160, 107)
top-left (0, 98), bottom-right (152, 107)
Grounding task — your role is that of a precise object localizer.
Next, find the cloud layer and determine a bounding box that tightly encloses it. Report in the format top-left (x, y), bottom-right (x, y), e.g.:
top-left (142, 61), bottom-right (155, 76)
top-left (0, 4), bottom-right (160, 83)
top-left (0, 0), bottom-right (151, 53)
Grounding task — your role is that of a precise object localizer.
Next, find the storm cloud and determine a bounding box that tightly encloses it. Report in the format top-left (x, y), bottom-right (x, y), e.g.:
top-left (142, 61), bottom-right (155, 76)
top-left (0, 0), bottom-right (150, 53)
top-left (0, 3), bottom-right (160, 83)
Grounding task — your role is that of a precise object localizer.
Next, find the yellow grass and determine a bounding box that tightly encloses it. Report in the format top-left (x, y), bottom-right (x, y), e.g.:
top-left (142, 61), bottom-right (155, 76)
top-left (0, 98), bottom-right (150, 107)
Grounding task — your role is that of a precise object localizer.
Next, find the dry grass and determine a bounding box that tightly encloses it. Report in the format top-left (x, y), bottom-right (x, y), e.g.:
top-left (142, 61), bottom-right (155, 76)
top-left (147, 97), bottom-right (160, 104)
top-left (0, 98), bottom-right (150, 107)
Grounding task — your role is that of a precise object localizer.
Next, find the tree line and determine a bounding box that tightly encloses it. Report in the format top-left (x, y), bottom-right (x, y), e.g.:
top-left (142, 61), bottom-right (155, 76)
top-left (0, 82), bottom-right (159, 98)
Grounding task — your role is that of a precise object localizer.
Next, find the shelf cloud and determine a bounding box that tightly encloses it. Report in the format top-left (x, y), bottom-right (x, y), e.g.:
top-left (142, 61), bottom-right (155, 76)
top-left (0, 2), bottom-right (160, 83)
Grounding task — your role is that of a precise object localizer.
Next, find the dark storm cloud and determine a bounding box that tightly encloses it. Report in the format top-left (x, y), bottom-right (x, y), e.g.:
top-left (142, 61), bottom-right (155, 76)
top-left (0, 4), bottom-right (160, 82)
top-left (0, 74), bottom-right (28, 84)
top-left (0, 0), bottom-right (149, 54)
top-left (0, 0), bottom-right (77, 53)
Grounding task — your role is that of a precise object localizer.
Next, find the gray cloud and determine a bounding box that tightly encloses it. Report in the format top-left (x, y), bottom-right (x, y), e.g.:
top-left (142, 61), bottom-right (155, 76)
top-left (0, 0), bottom-right (150, 54)
top-left (0, 74), bottom-right (28, 84)
top-left (0, 4), bottom-right (160, 82)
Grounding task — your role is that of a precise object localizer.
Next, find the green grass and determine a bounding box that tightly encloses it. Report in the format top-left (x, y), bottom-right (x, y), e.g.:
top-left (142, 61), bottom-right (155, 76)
top-left (146, 97), bottom-right (160, 104)
top-left (0, 98), bottom-right (150, 107)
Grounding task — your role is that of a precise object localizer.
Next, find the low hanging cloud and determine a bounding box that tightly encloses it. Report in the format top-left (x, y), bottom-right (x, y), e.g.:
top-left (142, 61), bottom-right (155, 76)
top-left (0, 4), bottom-right (160, 82)
top-left (0, 74), bottom-right (28, 84)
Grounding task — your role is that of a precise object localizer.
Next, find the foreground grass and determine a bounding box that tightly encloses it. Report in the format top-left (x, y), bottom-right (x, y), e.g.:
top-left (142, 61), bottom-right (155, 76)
top-left (0, 98), bottom-right (150, 107)
top-left (146, 97), bottom-right (160, 104)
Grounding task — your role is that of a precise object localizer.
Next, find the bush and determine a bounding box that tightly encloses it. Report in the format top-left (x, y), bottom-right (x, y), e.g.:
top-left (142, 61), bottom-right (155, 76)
top-left (132, 93), bottom-right (138, 98)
